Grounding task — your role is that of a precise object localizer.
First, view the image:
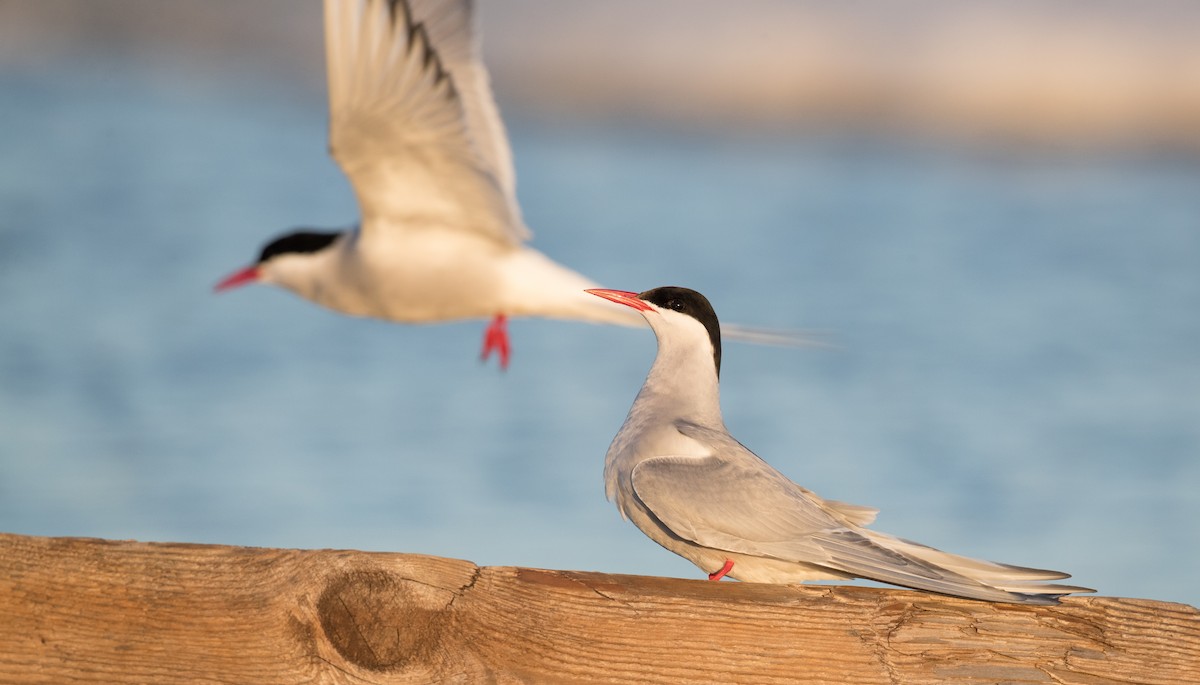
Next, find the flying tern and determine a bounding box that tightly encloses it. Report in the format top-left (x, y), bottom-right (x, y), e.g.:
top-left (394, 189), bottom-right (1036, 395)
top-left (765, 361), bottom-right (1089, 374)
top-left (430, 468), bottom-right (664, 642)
top-left (588, 286), bottom-right (1092, 604)
top-left (215, 0), bottom-right (799, 368)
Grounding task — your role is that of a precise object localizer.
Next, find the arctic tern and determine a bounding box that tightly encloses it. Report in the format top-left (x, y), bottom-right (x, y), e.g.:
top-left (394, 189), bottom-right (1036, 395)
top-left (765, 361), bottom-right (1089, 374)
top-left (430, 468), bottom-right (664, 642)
top-left (588, 286), bottom-right (1092, 605)
top-left (215, 0), bottom-right (799, 368)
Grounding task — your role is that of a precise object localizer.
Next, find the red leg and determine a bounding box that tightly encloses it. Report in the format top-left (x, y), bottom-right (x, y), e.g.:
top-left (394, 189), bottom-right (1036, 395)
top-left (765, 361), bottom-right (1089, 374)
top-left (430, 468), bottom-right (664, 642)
top-left (480, 314), bottom-right (511, 370)
top-left (708, 559), bottom-right (734, 581)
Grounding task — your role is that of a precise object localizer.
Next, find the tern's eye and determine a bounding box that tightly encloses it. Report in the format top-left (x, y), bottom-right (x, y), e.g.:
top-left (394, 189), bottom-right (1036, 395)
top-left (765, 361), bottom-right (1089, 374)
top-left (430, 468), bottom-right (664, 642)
top-left (667, 300), bottom-right (685, 312)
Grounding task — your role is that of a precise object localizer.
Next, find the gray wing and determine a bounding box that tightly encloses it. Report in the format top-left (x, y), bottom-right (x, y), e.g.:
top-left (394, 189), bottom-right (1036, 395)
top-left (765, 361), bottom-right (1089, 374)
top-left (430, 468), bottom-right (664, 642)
top-left (324, 0), bottom-right (527, 244)
top-left (635, 422), bottom-right (1045, 603)
top-left (629, 453), bottom-right (938, 580)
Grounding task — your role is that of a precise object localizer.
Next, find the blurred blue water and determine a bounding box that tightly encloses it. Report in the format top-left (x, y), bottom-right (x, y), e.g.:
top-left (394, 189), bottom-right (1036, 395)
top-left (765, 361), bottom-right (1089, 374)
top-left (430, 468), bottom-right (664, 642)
top-left (1, 59), bottom-right (1198, 607)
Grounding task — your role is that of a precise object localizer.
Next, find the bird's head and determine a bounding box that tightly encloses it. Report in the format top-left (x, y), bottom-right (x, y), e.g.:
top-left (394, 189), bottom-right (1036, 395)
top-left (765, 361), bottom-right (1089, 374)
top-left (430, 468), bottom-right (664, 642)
top-left (587, 286), bottom-right (722, 377)
top-left (214, 230), bottom-right (343, 294)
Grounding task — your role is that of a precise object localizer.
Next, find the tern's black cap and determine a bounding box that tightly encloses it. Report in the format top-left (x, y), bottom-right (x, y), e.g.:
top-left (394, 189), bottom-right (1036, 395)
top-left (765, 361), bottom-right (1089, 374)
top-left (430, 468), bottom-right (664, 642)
top-left (638, 286), bottom-right (722, 376)
top-left (257, 230), bottom-right (341, 264)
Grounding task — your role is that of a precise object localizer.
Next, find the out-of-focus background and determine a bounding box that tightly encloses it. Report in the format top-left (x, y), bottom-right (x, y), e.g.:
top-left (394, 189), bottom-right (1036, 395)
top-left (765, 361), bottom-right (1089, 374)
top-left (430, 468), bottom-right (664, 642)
top-left (1, 1), bottom-right (1197, 606)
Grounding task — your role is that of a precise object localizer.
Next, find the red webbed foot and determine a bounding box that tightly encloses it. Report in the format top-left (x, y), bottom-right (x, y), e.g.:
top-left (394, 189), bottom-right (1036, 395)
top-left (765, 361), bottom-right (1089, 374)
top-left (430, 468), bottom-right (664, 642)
top-left (708, 559), bottom-right (734, 581)
top-left (481, 314), bottom-right (511, 370)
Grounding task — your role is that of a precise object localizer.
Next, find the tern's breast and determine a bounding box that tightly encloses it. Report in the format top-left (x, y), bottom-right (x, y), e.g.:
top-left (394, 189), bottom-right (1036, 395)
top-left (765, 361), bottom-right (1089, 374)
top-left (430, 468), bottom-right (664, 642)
top-left (335, 226), bottom-right (511, 322)
top-left (604, 399), bottom-right (712, 516)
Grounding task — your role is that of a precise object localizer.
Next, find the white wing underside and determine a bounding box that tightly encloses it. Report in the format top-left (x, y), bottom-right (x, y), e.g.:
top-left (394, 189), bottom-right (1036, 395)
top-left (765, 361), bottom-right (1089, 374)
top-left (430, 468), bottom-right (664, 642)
top-left (325, 0), bottom-right (527, 244)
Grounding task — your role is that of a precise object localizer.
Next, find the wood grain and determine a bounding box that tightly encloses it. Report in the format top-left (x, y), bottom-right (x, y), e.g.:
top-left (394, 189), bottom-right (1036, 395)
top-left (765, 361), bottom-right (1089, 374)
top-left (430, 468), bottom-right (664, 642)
top-left (1, 533), bottom-right (1195, 683)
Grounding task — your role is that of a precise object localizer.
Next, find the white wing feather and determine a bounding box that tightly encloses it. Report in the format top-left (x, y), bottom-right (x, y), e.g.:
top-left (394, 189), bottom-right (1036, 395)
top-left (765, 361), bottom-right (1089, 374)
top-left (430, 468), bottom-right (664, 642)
top-left (324, 0), bottom-right (527, 244)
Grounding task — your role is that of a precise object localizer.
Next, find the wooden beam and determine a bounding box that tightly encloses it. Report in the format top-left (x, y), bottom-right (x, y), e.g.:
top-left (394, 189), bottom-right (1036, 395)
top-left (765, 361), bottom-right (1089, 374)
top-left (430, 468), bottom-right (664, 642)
top-left (1, 532), bottom-right (1195, 683)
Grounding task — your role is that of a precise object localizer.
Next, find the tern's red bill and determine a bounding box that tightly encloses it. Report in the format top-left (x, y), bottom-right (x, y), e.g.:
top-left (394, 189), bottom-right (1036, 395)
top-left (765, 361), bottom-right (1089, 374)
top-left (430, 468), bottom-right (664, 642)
top-left (585, 288), bottom-right (652, 312)
top-left (214, 266), bottom-right (261, 292)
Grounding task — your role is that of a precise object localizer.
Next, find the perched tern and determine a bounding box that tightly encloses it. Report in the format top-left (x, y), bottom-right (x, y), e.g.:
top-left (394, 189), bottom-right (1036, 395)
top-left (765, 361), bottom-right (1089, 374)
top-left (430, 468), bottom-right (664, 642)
top-left (589, 286), bottom-right (1093, 604)
top-left (215, 0), bottom-right (799, 369)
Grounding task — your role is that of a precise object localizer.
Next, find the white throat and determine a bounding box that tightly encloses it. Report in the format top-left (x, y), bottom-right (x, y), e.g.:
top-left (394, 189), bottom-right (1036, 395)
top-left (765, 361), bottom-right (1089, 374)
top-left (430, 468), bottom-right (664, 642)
top-left (635, 309), bottom-right (724, 426)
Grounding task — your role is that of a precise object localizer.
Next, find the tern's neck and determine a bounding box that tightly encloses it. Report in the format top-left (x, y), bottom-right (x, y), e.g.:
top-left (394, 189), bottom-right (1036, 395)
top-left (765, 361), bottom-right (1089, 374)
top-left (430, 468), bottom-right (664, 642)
top-left (635, 334), bottom-right (724, 426)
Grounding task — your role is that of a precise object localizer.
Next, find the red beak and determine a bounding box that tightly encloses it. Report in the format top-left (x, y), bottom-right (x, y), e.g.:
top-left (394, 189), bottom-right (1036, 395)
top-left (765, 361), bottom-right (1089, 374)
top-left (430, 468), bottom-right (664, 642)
top-left (585, 288), bottom-right (652, 312)
top-left (214, 266), bottom-right (260, 292)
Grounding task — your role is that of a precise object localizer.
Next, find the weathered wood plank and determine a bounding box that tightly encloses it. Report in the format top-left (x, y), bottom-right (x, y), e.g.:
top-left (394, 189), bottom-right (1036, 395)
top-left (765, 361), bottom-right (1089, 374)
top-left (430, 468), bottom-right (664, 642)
top-left (0, 533), bottom-right (1195, 683)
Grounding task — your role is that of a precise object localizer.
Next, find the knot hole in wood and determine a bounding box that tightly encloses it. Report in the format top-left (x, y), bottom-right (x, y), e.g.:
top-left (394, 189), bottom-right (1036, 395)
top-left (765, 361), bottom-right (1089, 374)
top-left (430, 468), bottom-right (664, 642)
top-left (317, 569), bottom-right (450, 672)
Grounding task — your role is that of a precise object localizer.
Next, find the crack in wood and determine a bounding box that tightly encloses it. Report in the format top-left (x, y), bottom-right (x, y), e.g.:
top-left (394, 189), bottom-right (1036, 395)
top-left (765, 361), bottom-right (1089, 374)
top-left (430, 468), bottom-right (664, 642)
top-left (445, 566), bottom-right (481, 612)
